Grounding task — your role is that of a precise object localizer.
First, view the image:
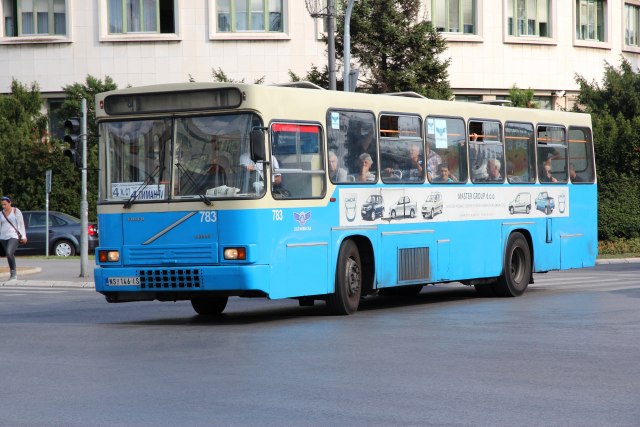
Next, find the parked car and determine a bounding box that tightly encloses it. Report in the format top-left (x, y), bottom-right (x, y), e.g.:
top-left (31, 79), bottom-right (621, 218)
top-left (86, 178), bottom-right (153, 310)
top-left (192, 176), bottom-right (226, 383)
top-left (361, 194), bottom-right (384, 221)
top-left (17, 211), bottom-right (99, 257)
top-left (509, 192), bottom-right (531, 214)
top-left (422, 192), bottom-right (443, 219)
top-left (535, 192), bottom-right (555, 215)
top-left (389, 195), bottom-right (417, 219)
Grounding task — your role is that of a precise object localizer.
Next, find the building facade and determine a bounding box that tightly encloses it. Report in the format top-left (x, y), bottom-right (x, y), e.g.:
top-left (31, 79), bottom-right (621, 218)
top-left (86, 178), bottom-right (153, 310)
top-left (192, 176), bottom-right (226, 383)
top-left (1, 1), bottom-right (640, 116)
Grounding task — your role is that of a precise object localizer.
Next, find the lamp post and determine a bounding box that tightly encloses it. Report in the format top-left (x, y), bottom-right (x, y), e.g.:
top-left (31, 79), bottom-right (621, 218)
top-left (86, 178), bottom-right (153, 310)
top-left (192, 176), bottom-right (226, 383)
top-left (343, 0), bottom-right (356, 92)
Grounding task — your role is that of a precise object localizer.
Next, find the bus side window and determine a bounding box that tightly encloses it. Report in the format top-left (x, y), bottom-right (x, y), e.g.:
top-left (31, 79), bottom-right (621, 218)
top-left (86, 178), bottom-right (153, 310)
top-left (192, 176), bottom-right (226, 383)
top-left (468, 120), bottom-right (504, 183)
top-left (380, 114), bottom-right (423, 184)
top-left (326, 110), bottom-right (377, 184)
top-left (568, 127), bottom-right (595, 183)
top-left (537, 125), bottom-right (567, 183)
top-left (426, 116), bottom-right (467, 183)
top-left (505, 122), bottom-right (536, 183)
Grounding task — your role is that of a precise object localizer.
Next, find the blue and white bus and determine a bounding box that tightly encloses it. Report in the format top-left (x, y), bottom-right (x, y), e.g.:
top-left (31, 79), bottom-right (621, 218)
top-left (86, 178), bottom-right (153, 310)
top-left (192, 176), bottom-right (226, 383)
top-left (93, 82), bottom-right (597, 315)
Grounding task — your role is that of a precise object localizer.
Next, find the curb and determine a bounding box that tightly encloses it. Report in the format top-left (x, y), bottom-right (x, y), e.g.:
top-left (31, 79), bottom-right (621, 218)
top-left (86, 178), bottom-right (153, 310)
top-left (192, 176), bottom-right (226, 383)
top-left (0, 280), bottom-right (94, 288)
top-left (595, 257), bottom-right (640, 265)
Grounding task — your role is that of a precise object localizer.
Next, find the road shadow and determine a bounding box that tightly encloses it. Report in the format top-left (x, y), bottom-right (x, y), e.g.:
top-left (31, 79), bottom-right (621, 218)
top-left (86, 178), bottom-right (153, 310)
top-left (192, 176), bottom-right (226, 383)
top-left (113, 285), bottom-right (485, 326)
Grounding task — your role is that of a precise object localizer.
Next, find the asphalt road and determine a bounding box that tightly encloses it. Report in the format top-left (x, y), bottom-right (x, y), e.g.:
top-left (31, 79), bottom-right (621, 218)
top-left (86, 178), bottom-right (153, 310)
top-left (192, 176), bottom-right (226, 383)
top-left (1, 261), bottom-right (639, 426)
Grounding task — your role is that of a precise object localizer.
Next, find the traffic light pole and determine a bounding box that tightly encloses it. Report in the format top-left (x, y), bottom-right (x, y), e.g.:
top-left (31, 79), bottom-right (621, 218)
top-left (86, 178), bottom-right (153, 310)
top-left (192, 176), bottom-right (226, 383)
top-left (80, 98), bottom-right (89, 277)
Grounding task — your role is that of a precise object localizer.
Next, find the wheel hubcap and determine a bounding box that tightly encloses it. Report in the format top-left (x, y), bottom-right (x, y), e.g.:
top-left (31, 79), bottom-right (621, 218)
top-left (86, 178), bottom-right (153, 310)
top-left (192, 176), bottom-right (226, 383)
top-left (345, 257), bottom-right (361, 296)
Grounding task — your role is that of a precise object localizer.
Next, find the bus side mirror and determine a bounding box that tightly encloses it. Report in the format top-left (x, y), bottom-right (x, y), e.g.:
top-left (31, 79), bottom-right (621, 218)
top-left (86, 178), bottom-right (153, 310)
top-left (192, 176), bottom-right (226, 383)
top-left (250, 129), bottom-right (266, 162)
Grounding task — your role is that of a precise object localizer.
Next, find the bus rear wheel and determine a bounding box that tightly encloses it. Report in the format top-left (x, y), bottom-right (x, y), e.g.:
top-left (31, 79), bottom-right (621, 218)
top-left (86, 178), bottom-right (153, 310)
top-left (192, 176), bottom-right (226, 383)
top-left (327, 240), bottom-right (361, 315)
top-left (191, 296), bottom-right (228, 315)
top-left (493, 232), bottom-right (531, 297)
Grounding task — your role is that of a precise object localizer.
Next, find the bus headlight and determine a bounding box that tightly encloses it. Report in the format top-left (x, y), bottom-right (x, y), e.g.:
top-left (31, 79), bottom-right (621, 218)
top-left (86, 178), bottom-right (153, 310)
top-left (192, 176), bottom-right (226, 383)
top-left (99, 250), bottom-right (120, 262)
top-left (223, 247), bottom-right (247, 260)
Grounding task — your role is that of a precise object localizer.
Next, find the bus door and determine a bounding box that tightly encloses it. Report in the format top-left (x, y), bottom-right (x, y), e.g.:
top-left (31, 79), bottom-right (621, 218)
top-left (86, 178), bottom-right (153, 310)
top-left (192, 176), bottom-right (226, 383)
top-left (267, 122), bottom-right (329, 299)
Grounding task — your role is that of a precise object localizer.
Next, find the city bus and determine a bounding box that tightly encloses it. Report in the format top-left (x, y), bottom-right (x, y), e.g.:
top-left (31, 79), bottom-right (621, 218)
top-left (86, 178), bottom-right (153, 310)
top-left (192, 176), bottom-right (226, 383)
top-left (93, 82), bottom-right (597, 315)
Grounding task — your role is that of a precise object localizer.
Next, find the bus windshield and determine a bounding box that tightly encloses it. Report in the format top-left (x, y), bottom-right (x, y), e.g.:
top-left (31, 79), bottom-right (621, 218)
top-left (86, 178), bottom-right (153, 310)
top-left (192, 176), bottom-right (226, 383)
top-left (100, 113), bottom-right (264, 203)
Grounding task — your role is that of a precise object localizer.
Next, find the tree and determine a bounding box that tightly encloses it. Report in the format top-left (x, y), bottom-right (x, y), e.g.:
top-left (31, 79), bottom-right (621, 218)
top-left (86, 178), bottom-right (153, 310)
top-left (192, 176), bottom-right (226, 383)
top-left (574, 58), bottom-right (640, 239)
top-left (333, 0), bottom-right (452, 99)
top-left (508, 85), bottom-right (538, 108)
top-left (0, 79), bottom-right (93, 217)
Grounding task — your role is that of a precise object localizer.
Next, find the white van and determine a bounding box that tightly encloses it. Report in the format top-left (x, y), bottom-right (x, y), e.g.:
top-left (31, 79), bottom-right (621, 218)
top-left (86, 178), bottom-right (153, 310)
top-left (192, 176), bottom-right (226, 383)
top-left (422, 192), bottom-right (443, 219)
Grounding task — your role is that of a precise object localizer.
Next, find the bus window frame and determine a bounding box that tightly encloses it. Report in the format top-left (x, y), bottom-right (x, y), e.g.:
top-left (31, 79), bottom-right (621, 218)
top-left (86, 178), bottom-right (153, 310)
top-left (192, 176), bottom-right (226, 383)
top-left (378, 111), bottom-right (425, 184)
top-left (536, 123), bottom-right (568, 184)
top-left (567, 125), bottom-right (596, 184)
top-left (269, 119), bottom-right (326, 200)
top-left (425, 114), bottom-right (468, 184)
top-left (325, 108), bottom-right (378, 185)
top-left (504, 120), bottom-right (537, 184)
top-left (468, 118), bottom-right (505, 184)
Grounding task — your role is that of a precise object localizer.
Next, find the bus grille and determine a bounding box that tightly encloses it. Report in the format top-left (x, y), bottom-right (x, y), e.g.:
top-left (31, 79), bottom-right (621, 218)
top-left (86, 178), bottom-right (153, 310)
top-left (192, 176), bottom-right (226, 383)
top-left (138, 268), bottom-right (202, 289)
top-left (398, 247), bottom-right (430, 282)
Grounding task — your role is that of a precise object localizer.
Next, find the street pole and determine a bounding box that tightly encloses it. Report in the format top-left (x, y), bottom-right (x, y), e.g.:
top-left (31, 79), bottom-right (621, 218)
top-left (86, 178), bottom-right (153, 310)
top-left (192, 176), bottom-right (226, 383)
top-left (327, 0), bottom-right (336, 90)
top-left (45, 169), bottom-right (51, 257)
top-left (343, 0), bottom-right (356, 92)
top-left (80, 98), bottom-right (89, 277)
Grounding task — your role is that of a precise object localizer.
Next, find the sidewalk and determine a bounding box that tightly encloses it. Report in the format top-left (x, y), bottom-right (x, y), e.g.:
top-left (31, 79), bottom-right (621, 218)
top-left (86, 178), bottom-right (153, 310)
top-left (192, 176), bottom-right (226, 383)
top-left (0, 258), bottom-right (95, 289)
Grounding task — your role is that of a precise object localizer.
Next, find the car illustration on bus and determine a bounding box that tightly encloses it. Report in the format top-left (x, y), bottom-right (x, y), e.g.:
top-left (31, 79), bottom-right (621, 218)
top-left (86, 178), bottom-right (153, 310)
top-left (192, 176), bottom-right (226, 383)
top-left (361, 194), bottom-right (384, 221)
top-left (344, 193), bottom-right (357, 222)
top-left (535, 191), bottom-right (555, 215)
top-left (509, 192), bottom-right (531, 214)
top-left (558, 193), bottom-right (566, 213)
top-left (389, 196), bottom-right (417, 219)
top-left (422, 192), bottom-right (443, 219)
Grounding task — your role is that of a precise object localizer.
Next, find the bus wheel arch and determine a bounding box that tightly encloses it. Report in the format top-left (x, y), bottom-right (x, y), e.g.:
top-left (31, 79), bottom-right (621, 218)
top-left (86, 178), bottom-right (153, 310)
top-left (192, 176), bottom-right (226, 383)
top-left (493, 231), bottom-right (533, 297)
top-left (327, 236), bottom-right (374, 315)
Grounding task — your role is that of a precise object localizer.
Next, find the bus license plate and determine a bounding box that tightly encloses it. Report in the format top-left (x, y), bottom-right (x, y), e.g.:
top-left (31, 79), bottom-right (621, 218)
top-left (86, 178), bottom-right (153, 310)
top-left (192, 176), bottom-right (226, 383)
top-left (108, 277), bottom-right (141, 286)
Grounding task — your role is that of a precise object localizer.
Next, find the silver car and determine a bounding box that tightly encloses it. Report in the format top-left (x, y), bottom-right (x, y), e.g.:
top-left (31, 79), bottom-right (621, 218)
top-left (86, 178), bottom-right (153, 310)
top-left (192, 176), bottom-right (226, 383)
top-left (389, 196), bottom-right (417, 219)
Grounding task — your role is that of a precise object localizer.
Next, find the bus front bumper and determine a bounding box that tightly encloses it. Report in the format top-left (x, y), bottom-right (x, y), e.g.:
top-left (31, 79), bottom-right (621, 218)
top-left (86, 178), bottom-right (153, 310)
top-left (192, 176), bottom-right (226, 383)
top-left (94, 264), bottom-right (271, 302)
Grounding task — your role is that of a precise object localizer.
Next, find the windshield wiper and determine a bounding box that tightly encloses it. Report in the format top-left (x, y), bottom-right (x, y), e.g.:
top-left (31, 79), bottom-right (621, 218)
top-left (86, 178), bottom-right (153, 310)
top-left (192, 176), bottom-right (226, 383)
top-left (123, 165), bottom-right (160, 209)
top-left (175, 162), bottom-right (212, 206)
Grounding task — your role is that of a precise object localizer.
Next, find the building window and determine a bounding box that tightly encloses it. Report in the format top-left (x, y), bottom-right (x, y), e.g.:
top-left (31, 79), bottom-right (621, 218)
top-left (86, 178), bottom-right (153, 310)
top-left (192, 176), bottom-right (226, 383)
top-left (507, 0), bottom-right (551, 37)
top-left (431, 0), bottom-right (476, 34)
top-left (625, 3), bottom-right (640, 47)
top-left (108, 0), bottom-right (175, 34)
top-left (455, 94), bottom-right (482, 102)
top-left (217, 0), bottom-right (283, 33)
top-left (3, 0), bottom-right (67, 36)
top-left (576, 0), bottom-right (606, 42)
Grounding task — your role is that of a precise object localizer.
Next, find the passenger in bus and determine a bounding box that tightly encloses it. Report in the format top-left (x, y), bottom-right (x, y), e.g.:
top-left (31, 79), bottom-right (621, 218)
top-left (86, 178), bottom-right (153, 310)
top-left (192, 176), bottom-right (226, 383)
top-left (407, 143), bottom-right (424, 180)
top-left (355, 153), bottom-right (376, 182)
top-left (239, 153), bottom-right (282, 189)
top-left (328, 151), bottom-right (348, 183)
top-left (347, 124), bottom-right (377, 174)
top-left (425, 144), bottom-right (442, 181)
top-left (569, 163), bottom-right (584, 182)
top-left (540, 159), bottom-right (557, 183)
top-left (432, 162), bottom-right (454, 182)
top-left (486, 158), bottom-right (503, 181)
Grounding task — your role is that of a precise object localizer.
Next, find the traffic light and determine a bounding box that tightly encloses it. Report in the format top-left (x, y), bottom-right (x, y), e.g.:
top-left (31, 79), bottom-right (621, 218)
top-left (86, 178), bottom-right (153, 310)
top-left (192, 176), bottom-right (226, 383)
top-left (63, 117), bottom-right (82, 169)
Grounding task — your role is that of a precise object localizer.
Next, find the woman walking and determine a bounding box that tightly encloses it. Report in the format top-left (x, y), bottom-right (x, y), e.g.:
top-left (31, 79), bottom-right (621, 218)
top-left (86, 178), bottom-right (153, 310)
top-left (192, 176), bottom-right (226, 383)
top-left (0, 196), bottom-right (27, 280)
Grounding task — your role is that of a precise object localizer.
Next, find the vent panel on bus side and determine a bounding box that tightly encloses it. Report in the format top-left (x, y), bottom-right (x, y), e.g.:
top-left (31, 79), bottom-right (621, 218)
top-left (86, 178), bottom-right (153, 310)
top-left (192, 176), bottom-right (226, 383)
top-left (398, 247), bottom-right (430, 282)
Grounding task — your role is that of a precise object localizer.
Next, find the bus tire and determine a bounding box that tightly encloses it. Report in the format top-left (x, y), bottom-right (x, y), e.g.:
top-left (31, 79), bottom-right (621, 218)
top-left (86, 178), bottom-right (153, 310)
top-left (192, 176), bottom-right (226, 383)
top-left (327, 240), bottom-right (361, 315)
top-left (191, 296), bottom-right (228, 315)
top-left (493, 232), bottom-right (531, 297)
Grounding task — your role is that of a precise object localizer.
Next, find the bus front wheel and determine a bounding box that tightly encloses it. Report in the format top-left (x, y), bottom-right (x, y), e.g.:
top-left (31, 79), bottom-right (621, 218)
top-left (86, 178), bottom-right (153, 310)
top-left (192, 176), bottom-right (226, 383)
top-left (191, 296), bottom-right (228, 315)
top-left (327, 240), bottom-right (362, 315)
top-left (493, 232), bottom-right (531, 297)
